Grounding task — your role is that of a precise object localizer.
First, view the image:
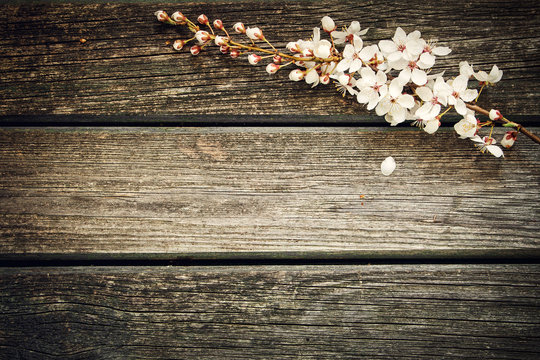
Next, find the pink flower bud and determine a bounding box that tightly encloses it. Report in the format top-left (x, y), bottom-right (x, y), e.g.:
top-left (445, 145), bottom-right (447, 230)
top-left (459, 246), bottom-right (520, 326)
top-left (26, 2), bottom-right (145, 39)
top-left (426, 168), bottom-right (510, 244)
top-left (197, 14), bottom-right (209, 25)
top-left (171, 11), bottom-right (187, 23)
top-left (248, 53), bottom-right (262, 65)
top-left (230, 48), bottom-right (240, 58)
top-left (213, 19), bottom-right (224, 30)
top-left (246, 27), bottom-right (264, 40)
top-left (266, 63), bottom-right (280, 74)
top-left (172, 39), bottom-right (185, 51)
top-left (233, 22), bottom-right (246, 34)
top-left (220, 45), bottom-right (230, 54)
top-left (155, 10), bottom-right (169, 22)
top-left (214, 35), bottom-right (227, 46)
top-left (489, 109), bottom-right (503, 121)
top-left (289, 69), bottom-right (304, 81)
top-left (320, 73), bottom-right (330, 85)
top-left (273, 55), bottom-right (282, 64)
top-left (195, 30), bottom-right (211, 44)
top-left (190, 45), bottom-right (201, 55)
top-left (286, 42), bottom-right (301, 53)
top-left (501, 131), bottom-right (517, 149)
top-left (321, 16), bottom-right (336, 32)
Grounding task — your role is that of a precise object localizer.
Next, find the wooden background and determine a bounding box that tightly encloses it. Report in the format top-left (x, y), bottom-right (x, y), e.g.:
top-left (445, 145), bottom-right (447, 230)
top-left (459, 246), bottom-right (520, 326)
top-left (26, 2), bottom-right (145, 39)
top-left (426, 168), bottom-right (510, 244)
top-left (1, 0), bottom-right (539, 358)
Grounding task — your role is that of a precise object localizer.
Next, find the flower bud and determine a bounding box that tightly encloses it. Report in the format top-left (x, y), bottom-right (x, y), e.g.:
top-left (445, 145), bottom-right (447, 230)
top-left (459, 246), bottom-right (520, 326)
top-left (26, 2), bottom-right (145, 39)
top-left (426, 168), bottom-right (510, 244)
top-left (501, 131), bottom-right (517, 149)
top-left (321, 16), bottom-right (336, 32)
top-left (220, 45), bottom-right (229, 54)
top-left (289, 69), bottom-right (305, 81)
top-left (230, 48), bottom-right (240, 58)
top-left (266, 63), bottom-right (280, 74)
top-left (273, 55), bottom-right (282, 64)
top-left (246, 27), bottom-right (264, 40)
top-left (190, 45), bottom-right (201, 55)
top-left (320, 73), bottom-right (330, 85)
top-left (489, 109), bottom-right (503, 121)
top-left (171, 11), bottom-right (187, 23)
top-left (155, 10), bottom-right (169, 22)
top-left (233, 22), bottom-right (246, 34)
top-left (197, 14), bottom-right (209, 25)
top-left (286, 42), bottom-right (301, 53)
top-left (213, 19), bottom-right (224, 30)
top-left (214, 35), bottom-right (227, 46)
top-left (195, 30), bottom-right (211, 44)
top-left (172, 39), bottom-right (185, 51)
top-left (248, 53), bottom-right (262, 65)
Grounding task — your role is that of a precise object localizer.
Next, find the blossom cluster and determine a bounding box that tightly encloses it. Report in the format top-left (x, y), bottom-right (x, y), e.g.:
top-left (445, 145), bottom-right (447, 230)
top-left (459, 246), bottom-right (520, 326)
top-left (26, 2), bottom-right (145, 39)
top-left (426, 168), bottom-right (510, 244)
top-left (155, 10), bottom-right (534, 157)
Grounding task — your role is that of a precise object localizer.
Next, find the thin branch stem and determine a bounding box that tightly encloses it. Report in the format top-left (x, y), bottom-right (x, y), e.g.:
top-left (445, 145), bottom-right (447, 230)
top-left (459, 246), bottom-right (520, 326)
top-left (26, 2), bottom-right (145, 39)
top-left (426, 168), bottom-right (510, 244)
top-left (466, 104), bottom-right (540, 145)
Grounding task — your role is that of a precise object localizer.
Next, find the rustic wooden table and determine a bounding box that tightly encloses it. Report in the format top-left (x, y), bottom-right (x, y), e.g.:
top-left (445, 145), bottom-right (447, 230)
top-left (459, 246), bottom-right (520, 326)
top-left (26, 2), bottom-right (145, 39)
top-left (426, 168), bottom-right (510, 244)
top-left (1, 0), bottom-right (539, 358)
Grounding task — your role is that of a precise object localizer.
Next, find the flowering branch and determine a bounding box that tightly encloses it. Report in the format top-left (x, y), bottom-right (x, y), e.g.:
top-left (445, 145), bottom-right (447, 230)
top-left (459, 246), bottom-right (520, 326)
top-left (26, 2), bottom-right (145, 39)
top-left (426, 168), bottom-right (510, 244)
top-left (155, 10), bottom-right (539, 157)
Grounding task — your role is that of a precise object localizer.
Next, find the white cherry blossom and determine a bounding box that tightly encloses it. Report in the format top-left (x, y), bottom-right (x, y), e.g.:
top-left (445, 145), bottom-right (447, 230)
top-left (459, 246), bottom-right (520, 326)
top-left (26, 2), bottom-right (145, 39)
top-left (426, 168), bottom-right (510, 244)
top-left (305, 68), bottom-right (320, 87)
top-left (414, 76), bottom-right (452, 119)
top-left (454, 113), bottom-right (478, 138)
top-left (474, 65), bottom-right (503, 85)
top-left (447, 75), bottom-right (478, 115)
top-left (335, 35), bottom-right (363, 73)
top-left (459, 61), bottom-right (474, 78)
top-left (379, 27), bottom-right (424, 66)
top-left (331, 73), bottom-right (358, 96)
top-left (311, 27), bottom-right (333, 59)
top-left (358, 44), bottom-right (387, 71)
top-left (356, 67), bottom-right (388, 110)
top-left (376, 78), bottom-right (415, 125)
top-left (471, 136), bottom-right (504, 157)
top-left (333, 21), bottom-right (368, 44)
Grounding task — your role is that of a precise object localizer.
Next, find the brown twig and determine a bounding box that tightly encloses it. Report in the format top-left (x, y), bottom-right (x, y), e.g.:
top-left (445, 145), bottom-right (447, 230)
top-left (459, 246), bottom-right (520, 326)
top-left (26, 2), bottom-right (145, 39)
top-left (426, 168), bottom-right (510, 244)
top-left (466, 104), bottom-right (540, 145)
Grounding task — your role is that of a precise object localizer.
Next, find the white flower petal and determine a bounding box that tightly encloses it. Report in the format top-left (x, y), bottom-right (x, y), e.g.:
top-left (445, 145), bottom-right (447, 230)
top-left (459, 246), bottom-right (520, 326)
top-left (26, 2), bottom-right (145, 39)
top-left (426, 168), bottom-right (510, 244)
top-left (415, 102), bottom-right (432, 118)
top-left (474, 71), bottom-right (489, 82)
top-left (390, 104), bottom-right (407, 123)
top-left (487, 145), bottom-right (504, 158)
top-left (381, 156), bottom-right (396, 176)
top-left (375, 70), bottom-right (387, 85)
top-left (349, 59), bottom-right (363, 73)
top-left (393, 27), bottom-right (407, 42)
top-left (376, 97), bottom-right (392, 116)
top-left (452, 75), bottom-right (468, 92)
top-left (389, 78), bottom-right (404, 98)
top-left (418, 52), bottom-right (435, 68)
top-left (397, 94), bottom-right (415, 109)
top-left (416, 86), bottom-right (433, 102)
top-left (360, 67), bottom-right (376, 84)
top-left (455, 99), bottom-right (467, 115)
top-left (424, 119), bottom-right (440, 134)
top-left (335, 58), bottom-right (352, 73)
top-left (397, 68), bottom-right (411, 84)
top-left (432, 46), bottom-right (451, 56)
top-left (406, 39), bottom-right (424, 57)
top-left (378, 40), bottom-right (397, 54)
top-left (461, 89), bottom-right (478, 102)
top-left (411, 68), bottom-right (427, 85)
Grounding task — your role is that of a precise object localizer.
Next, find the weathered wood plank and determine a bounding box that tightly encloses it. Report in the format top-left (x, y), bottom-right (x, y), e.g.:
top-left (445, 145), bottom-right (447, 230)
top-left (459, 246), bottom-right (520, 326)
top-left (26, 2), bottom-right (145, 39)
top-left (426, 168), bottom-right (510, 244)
top-left (0, 0), bottom-right (538, 118)
top-left (0, 127), bottom-right (538, 257)
top-left (1, 264), bottom-right (539, 359)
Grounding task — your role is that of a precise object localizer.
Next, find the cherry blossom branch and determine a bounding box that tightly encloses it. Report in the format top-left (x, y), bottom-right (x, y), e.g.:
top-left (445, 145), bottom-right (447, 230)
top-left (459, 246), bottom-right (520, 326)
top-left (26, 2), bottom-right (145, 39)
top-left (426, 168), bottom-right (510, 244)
top-left (155, 10), bottom-right (538, 158)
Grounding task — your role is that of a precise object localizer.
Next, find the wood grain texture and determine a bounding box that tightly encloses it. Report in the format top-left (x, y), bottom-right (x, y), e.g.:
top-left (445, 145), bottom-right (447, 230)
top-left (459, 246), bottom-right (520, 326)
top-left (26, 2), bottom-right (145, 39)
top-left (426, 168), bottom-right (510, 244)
top-left (0, 127), bottom-right (538, 257)
top-left (0, 0), bottom-right (538, 118)
top-left (1, 264), bottom-right (539, 359)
